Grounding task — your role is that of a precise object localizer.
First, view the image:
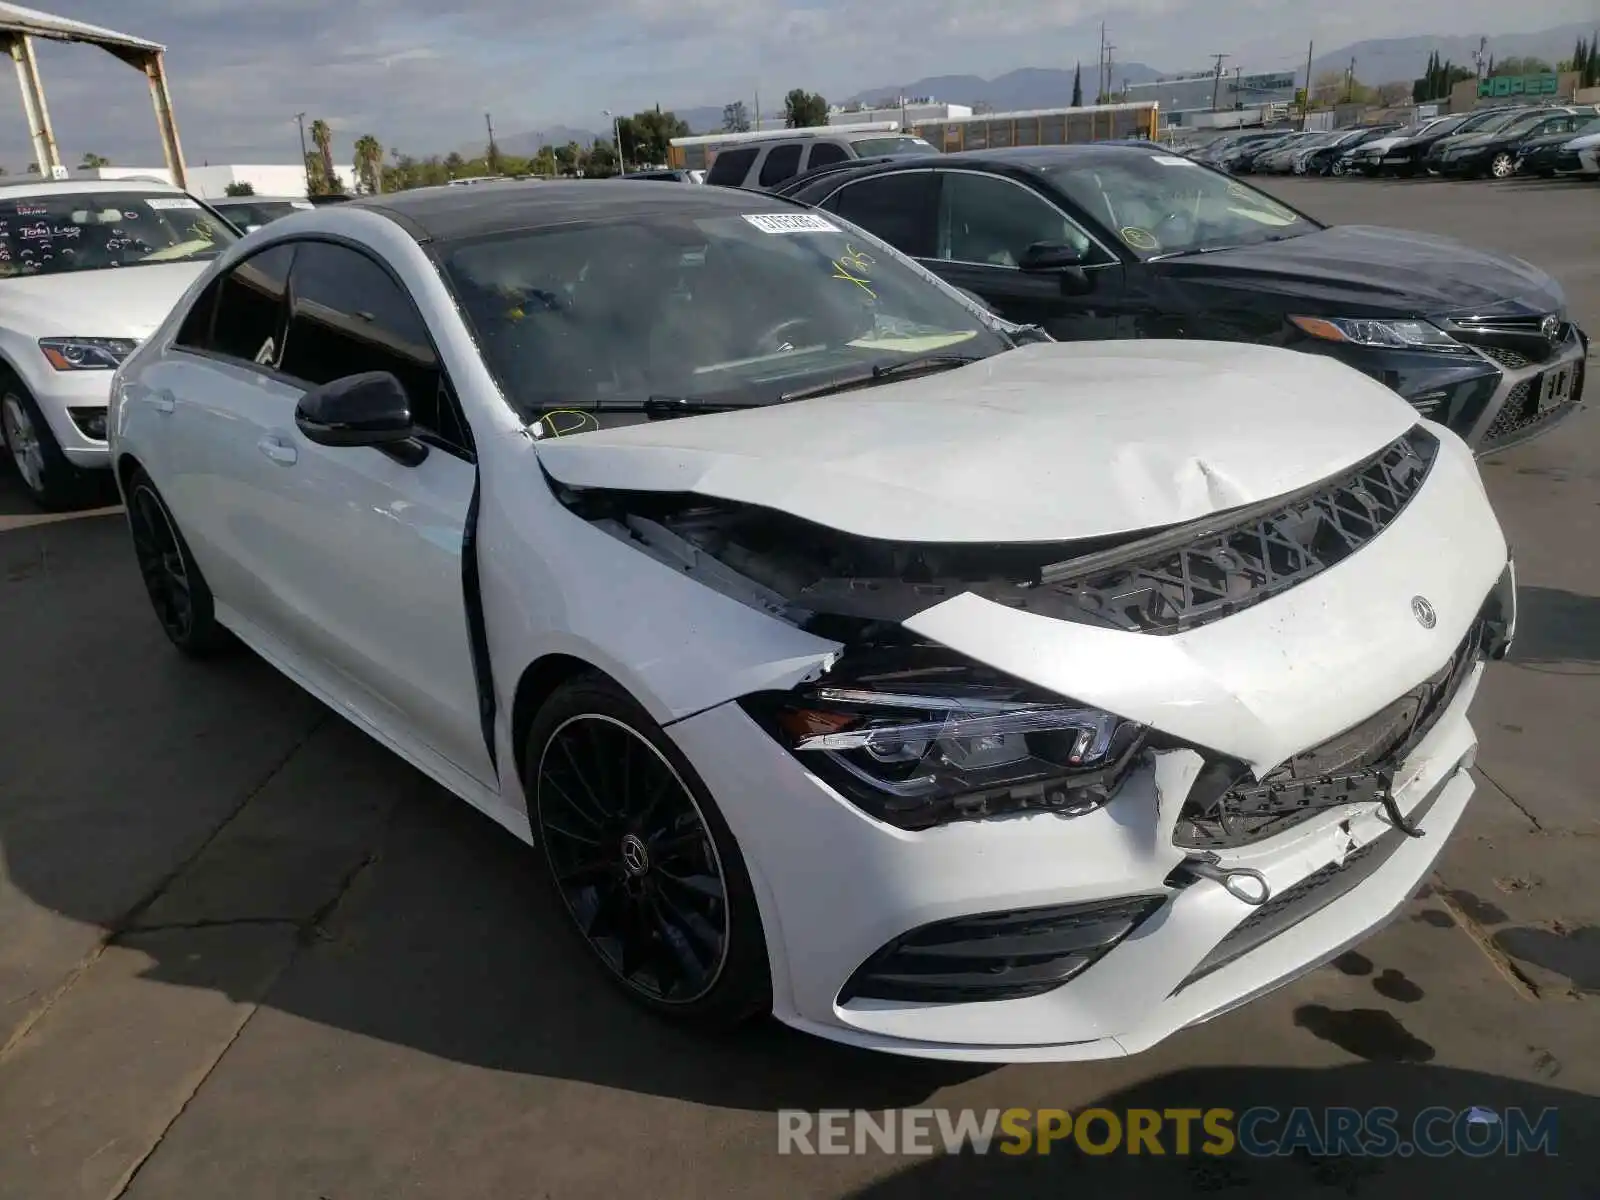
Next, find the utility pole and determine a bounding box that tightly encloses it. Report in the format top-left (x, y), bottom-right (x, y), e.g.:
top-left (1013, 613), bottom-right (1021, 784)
top-left (1105, 43), bottom-right (1116, 101)
top-left (1210, 53), bottom-right (1230, 110)
top-left (1472, 37), bottom-right (1487, 80)
top-left (1098, 22), bottom-right (1106, 102)
top-left (484, 112), bottom-right (499, 174)
top-left (754, 88), bottom-right (761, 130)
top-left (1300, 39), bottom-right (1313, 128)
top-left (1345, 56), bottom-right (1356, 103)
top-left (294, 111), bottom-right (310, 196)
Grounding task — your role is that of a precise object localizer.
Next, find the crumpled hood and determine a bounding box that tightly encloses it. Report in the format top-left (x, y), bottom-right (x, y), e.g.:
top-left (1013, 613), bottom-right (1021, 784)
top-left (535, 341), bottom-right (1418, 544)
top-left (0, 261), bottom-right (208, 339)
top-left (1151, 224), bottom-right (1564, 318)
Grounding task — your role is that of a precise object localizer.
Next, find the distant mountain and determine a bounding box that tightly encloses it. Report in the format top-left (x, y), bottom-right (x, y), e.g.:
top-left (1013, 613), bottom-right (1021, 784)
top-left (1310, 22), bottom-right (1596, 85)
top-left (846, 64), bottom-right (1167, 111)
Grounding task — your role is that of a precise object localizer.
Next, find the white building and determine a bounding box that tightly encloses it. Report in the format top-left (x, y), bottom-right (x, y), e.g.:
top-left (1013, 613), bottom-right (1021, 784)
top-left (736, 99), bottom-right (970, 134)
top-left (71, 163), bottom-right (312, 199)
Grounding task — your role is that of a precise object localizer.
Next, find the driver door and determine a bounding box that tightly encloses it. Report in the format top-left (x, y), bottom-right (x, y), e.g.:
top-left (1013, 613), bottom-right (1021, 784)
top-left (923, 170), bottom-right (1130, 341)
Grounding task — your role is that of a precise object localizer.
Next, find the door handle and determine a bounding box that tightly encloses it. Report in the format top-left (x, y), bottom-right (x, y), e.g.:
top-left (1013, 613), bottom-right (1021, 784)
top-left (256, 435), bottom-right (298, 466)
top-left (151, 391), bottom-right (175, 413)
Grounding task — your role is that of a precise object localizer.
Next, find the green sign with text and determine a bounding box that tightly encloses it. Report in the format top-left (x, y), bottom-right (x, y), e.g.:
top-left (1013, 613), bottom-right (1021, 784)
top-left (1478, 74), bottom-right (1559, 98)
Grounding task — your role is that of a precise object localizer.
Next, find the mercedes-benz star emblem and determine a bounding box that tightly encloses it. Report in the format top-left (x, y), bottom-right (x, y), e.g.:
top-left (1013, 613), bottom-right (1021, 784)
top-left (619, 833), bottom-right (650, 877)
top-left (1411, 596), bottom-right (1437, 629)
top-left (1540, 315), bottom-right (1560, 344)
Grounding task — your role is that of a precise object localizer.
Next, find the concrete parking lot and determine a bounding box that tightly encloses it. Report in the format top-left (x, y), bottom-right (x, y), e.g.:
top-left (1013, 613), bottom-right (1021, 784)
top-left (1, 176), bottom-right (1597, 1200)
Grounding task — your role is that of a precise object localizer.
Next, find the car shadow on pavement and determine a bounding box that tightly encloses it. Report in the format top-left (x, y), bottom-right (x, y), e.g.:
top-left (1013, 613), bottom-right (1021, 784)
top-left (837, 1064), bottom-right (1600, 1198)
top-left (1506, 585), bottom-right (1600, 666)
top-left (0, 512), bottom-right (989, 1117)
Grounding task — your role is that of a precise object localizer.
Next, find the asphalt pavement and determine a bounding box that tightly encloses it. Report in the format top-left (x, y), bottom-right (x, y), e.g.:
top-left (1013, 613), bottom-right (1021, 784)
top-left (1, 176), bottom-right (1597, 1200)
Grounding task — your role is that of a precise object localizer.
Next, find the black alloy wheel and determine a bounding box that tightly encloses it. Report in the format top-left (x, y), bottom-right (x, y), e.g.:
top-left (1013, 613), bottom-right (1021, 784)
top-left (125, 469), bottom-right (229, 655)
top-left (534, 699), bottom-right (752, 1012)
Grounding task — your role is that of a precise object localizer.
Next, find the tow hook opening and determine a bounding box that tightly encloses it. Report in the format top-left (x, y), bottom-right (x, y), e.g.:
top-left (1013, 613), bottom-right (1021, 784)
top-left (1167, 852), bottom-right (1273, 907)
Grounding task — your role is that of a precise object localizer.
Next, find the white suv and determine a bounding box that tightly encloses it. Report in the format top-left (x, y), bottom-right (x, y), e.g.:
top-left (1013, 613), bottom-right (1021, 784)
top-left (0, 177), bottom-right (237, 507)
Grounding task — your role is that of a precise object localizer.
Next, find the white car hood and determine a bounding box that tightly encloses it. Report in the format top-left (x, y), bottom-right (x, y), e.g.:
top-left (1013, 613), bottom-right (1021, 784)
top-left (0, 261), bottom-right (208, 340)
top-left (1563, 130), bottom-right (1600, 150)
top-left (535, 341), bottom-right (1418, 544)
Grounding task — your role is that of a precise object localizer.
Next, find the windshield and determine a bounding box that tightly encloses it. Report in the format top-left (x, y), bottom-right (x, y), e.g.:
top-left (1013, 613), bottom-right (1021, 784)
top-left (442, 208), bottom-right (1012, 420)
top-left (217, 200), bottom-right (307, 229)
top-left (1044, 155), bottom-right (1318, 259)
top-left (851, 136), bottom-right (938, 157)
top-left (0, 191), bottom-right (236, 278)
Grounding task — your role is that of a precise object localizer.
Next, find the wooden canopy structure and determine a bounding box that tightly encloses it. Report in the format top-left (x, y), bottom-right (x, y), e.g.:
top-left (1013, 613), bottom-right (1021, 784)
top-left (0, 2), bottom-right (185, 187)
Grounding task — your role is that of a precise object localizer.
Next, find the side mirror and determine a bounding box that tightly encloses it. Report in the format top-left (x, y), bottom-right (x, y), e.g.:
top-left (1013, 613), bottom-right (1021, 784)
top-left (1019, 241), bottom-right (1085, 271)
top-left (295, 371), bottom-right (415, 448)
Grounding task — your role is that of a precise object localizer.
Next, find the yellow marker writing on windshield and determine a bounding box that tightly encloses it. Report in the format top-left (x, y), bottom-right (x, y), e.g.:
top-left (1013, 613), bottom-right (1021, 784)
top-left (832, 243), bottom-right (877, 299)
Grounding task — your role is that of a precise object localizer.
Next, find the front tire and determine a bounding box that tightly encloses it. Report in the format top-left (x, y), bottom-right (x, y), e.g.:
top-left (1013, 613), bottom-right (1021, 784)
top-left (1, 378), bottom-right (87, 510)
top-left (125, 467), bottom-right (231, 656)
top-left (525, 672), bottom-right (771, 1026)
top-left (1490, 153), bottom-right (1516, 179)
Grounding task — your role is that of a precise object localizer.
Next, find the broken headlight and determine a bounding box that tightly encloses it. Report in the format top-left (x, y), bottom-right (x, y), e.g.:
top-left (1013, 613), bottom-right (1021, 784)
top-left (741, 652), bottom-right (1146, 831)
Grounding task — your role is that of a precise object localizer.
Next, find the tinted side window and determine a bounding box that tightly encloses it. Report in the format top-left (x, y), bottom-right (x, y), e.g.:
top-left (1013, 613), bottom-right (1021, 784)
top-left (706, 146), bottom-right (759, 187)
top-left (758, 143), bottom-right (804, 187)
top-left (937, 172), bottom-right (1093, 266)
top-left (281, 242), bottom-right (472, 455)
top-left (188, 243), bottom-right (295, 364)
top-left (806, 142), bottom-right (850, 170)
top-left (827, 173), bottom-right (938, 257)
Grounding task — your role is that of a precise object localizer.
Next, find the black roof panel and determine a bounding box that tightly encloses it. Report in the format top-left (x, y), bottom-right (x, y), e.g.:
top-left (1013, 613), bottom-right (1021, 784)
top-left (348, 179), bottom-right (798, 243)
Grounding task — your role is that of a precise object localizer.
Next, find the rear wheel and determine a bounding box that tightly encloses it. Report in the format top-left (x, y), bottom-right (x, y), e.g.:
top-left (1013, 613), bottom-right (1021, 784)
top-left (125, 468), bottom-right (231, 656)
top-left (0, 378), bottom-right (87, 510)
top-left (526, 672), bottom-right (771, 1026)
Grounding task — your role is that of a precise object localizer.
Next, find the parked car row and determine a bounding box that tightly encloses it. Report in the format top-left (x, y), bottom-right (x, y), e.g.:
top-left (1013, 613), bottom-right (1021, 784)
top-left (1220, 105), bottom-right (1600, 182)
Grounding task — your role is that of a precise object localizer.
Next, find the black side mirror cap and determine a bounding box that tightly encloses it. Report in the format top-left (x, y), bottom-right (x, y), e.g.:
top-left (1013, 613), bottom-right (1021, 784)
top-left (1019, 241), bottom-right (1085, 272)
top-left (295, 371), bottom-right (416, 449)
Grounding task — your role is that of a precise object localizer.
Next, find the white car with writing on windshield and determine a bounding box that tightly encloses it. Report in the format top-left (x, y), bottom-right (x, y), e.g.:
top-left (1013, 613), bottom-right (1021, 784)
top-left (0, 179), bottom-right (236, 508)
top-left (108, 181), bottom-right (1513, 1062)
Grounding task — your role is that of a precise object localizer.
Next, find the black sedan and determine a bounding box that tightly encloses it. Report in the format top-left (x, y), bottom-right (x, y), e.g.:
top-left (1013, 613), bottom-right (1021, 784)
top-left (1367, 108), bottom-right (1514, 176)
top-left (1298, 125), bottom-right (1400, 175)
top-left (1429, 106), bottom-right (1596, 178)
top-left (775, 144), bottom-right (1588, 454)
top-left (1515, 114), bottom-right (1600, 175)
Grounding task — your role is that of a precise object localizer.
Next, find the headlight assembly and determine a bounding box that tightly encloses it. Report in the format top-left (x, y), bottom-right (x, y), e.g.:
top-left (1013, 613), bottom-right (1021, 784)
top-left (741, 648), bottom-right (1146, 831)
top-left (1288, 315), bottom-right (1470, 353)
top-left (38, 337), bottom-right (138, 371)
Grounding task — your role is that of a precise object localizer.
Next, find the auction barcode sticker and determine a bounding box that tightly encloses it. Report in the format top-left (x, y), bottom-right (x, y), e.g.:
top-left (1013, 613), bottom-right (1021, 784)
top-left (743, 213), bottom-right (840, 234)
top-left (146, 197), bottom-right (200, 209)
top-left (1150, 155), bottom-right (1195, 166)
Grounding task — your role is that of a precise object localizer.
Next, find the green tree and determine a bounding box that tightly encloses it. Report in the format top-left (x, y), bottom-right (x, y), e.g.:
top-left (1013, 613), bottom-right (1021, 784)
top-left (224, 180), bottom-right (255, 196)
top-left (554, 141), bottom-right (581, 176)
top-left (353, 134), bottom-right (384, 194)
top-left (783, 88), bottom-right (828, 128)
top-left (532, 145), bottom-right (557, 176)
top-left (587, 138), bottom-right (618, 176)
top-left (1489, 55), bottom-right (1553, 77)
top-left (309, 119), bottom-right (336, 193)
top-left (615, 108), bottom-right (691, 168)
top-left (722, 101), bottom-right (750, 132)
top-left (1071, 62), bottom-right (1082, 107)
top-left (79, 151), bottom-right (110, 169)
top-left (443, 151), bottom-right (466, 178)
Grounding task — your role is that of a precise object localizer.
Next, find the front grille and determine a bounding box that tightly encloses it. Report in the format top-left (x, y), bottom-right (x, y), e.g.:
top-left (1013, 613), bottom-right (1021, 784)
top-left (1171, 766), bottom-right (1455, 992)
top-left (1483, 358), bottom-right (1584, 450)
top-left (1174, 618), bottom-right (1483, 850)
top-left (1477, 345), bottom-right (1531, 371)
top-left (839, 894), bottom-right (1165, 1004)
top-left (1037, 427), bottom-right (1437, 636)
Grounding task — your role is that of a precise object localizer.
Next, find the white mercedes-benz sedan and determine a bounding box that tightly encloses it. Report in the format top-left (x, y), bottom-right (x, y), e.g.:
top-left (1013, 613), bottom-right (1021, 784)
top-left (107, 181), bottom-right (1515, 1062)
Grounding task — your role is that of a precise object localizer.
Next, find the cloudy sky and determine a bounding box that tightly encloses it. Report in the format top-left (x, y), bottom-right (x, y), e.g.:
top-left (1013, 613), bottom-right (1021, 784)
top-left (3, 0), bottom-right (1591, 170)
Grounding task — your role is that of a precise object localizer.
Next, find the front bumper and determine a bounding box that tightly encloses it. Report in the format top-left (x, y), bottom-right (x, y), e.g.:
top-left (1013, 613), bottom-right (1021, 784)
top-left (22, 368), bottom-right (113, 469)
top-left (671, 438), bottom-right (1507, 1061)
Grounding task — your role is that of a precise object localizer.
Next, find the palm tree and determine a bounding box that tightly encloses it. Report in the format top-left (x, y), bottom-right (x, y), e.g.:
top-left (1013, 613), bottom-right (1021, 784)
top-left (79, 151), bottom-right (110, 169)
top-left (309, 119), bottom-right (335, 194)
top-left (353, 134), bottom-right (384, 194)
